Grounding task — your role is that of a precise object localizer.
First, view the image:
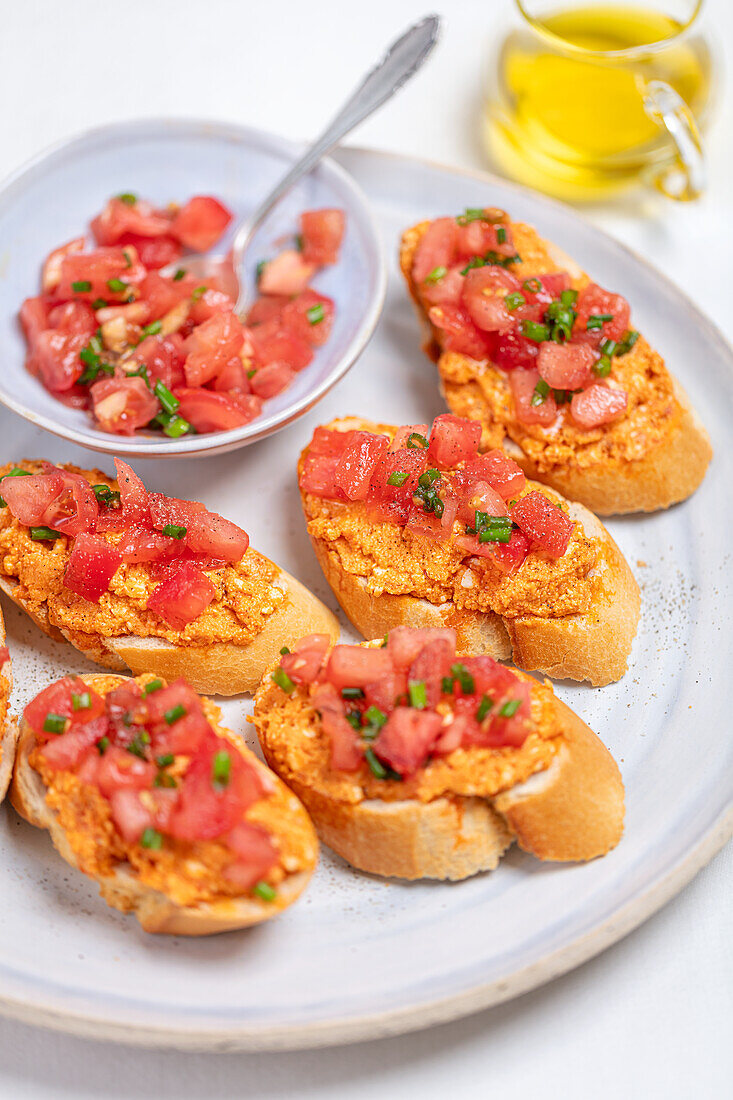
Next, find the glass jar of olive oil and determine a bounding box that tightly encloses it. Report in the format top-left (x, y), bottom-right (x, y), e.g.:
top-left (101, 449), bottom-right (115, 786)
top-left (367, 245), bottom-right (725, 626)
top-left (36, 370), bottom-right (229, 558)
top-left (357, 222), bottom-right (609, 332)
top-left (483, 0), bottom-right (715, 200)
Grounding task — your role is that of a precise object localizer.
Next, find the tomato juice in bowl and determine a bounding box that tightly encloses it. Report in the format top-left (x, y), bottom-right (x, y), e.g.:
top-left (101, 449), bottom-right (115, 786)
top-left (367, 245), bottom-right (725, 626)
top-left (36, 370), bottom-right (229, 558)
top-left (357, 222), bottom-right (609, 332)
top-left (0, 119), bottom-right (386, 458)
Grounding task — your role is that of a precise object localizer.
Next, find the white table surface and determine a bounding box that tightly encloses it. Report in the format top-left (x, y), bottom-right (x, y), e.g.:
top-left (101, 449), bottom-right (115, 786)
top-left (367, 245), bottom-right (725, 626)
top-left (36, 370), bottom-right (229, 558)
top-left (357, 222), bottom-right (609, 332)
top-left (0, 1), bottom-right (731, 1096)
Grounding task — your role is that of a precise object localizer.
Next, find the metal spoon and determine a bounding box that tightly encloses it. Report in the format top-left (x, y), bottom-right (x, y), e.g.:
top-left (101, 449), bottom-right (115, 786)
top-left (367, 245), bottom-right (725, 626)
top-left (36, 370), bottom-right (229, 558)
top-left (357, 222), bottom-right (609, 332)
top-left (163, 14), bottom-right (441, 313)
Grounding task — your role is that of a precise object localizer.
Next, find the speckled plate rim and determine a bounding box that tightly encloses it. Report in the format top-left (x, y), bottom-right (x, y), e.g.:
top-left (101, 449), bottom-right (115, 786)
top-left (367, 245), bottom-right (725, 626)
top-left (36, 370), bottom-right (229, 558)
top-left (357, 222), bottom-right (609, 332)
top-left (0, 118), bottom-right (387, 458)
top-left (0, 145), bottom-right (730, 1052)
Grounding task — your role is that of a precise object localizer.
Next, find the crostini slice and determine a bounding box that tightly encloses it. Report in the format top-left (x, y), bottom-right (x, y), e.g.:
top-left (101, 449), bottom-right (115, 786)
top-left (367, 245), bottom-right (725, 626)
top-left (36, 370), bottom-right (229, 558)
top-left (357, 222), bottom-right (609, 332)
top-left (298, 414), bottom-right (640, 686)
top-left (253, 631), bottom-right (624, 880)
top-left (11, 672), bottom-right (318, 934)
top-left (0, 459), bottom-right (338, 695)
top-left (0, 614), bottom-right (17, 802)
top-left (399, 209), bottom-right (712, 515)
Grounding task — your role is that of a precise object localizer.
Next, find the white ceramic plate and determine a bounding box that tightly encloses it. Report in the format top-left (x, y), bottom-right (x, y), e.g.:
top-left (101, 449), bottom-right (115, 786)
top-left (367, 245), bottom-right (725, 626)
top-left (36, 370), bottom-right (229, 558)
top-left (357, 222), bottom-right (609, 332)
top-left (0, 119), bottom-right (385, 457)
top-left (0, 142), bottom-right (730, 1052)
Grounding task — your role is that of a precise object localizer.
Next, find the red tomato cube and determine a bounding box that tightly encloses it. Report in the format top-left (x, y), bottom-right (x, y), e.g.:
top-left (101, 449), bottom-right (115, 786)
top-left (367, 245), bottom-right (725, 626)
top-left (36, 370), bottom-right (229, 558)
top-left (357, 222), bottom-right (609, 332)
top-left (427, 414), bottom-right (481, 468)
top-left (333, 432), bottom-right (388, 501)
top-left (510, 491), bottom-right (574, 559)
top-left (300, 209), bottom-right (345, 265)
top-left (64, 533), bottom-right (123, 603)
top-left (170, 196), bottom-right (233, 252)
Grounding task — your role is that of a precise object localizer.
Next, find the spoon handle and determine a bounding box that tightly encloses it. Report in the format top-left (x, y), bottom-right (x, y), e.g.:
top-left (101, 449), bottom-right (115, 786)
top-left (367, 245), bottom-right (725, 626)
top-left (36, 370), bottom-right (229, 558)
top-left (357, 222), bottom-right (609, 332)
top-left (232, 14), bottom-right (441, 290)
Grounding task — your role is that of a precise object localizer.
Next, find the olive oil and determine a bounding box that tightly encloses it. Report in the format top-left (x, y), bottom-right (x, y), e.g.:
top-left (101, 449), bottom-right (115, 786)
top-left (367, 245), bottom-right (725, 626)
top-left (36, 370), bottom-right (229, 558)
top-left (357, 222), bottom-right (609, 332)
top-left (484, 4), bottom-right (712, 198)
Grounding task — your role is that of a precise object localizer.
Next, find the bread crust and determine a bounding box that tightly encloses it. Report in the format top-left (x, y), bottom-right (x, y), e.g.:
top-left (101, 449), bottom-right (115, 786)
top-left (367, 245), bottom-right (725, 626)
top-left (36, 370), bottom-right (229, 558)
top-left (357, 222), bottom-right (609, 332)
top-left (253, 664), bottom-right (624, 880)
top-left (400, 220), bottom-right (712, 515)
top-left (300, 418), bottom-right (640, 686)
top-left (10, 673), bottom-right (318, 935)
top-left (0, 542), bottom-right (339, 696)
top-left (0, 621), bottom-right (17, 802)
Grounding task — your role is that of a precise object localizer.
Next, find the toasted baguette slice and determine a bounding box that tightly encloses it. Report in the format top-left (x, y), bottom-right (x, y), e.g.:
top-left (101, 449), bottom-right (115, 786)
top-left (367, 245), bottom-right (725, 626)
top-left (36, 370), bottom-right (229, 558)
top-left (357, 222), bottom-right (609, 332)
top-left (400, 218), bottom-right (712, 515)
top-left (253, 654), bottom-right (624, 880)
top-left (0, 461), bottom-right (339, 696)
top-left (11, 673), bottom-right (318, 935)
top-left (0, 618), bottom-right (17, 802)
top-left (300, 418), bottom-right (640, 686)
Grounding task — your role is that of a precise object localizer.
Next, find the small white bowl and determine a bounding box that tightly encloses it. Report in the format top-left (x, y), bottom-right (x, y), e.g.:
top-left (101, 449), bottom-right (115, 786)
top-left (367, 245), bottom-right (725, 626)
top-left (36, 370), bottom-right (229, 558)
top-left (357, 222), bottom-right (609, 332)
top-left (0, 118), bottom-right (386, 458)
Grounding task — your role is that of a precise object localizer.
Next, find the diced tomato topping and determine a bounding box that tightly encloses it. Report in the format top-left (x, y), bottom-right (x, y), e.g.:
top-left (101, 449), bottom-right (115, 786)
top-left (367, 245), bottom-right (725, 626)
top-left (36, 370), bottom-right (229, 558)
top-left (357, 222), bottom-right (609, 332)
top-left (509, 368), bottom-right (558, 426)
top-left (419, 264), bottom-right (465, 308)
top-left (333, 431), bottom-right (389, 501)
top-left (412, 218), bottom-right (457, 284)
top-left (20, 297), bottom-right (52, 351)
top-left (389, 424), bottom-right (429, 452)
top-left (114, 458), bottom-right (149, 526)
top-left (455, 219), bottom-right (516, 260)
top-left (299, 209), bottom-right (345, 265)
top-left (279, 634), bottom-right (331, 685)
top-left (119, 232), bottom-right (182, 271)
top-left (407, 637), bottom-right (455, 707)
top-left (170, 196), bottom-right (232, 252)
top-left (224, 823), bottom-right (278, 889)
top-left (249, 361), bottom-right (295, 399)
top-left (280, 290), bottom-right (335, 348)
top-left (523, 272), bottom-right (572, 305)
top-left (24, 676), bottom-right (105, 739)
top-left (247, 295), bottom-right (289, 326)
top-left (57, 247), bottom-right (146, 302)
top-left (139, 270), bottom-right (195, 321)
top-left (493, 328), bottom-right (540, 371)
top-left (259, 250), bottom-right (315, 297)
top-left (428, 303), bottom-right (494, 360)
top-left (174, 388), bottom-right (261, 432)
top-left (94, 745), bottom-right (157, 798)
top-left (108, 789), bottom-right (155, 843)
top-left (537, 341), bottom-right (595, 390)
top-left (299, 451), bottom-right (341, 498)
top-left (91, 197), bottom-right (171, 246)
top-left (362, 669), bottom-right (408, 715)
top-left (488, 528), bottom-right (533, 573)
top-left (464, 450), bottom-right (526, 499)
top-left (570, 384), bottom-right (628, 428)
top-left (366, 447), bottom-right (428, 523)
top-left (42, 237), bottom-right (86, 294)
top-left (211, 355), bottom-right (250, 394)
top-left (41, 718), bottom-right (109, 771)
top-left (373, 708), bottom-right (443, 777)
top-left (462, 266), bottom-right (520, 333)
top-left (144, 680), bottom-right (211, 755)
top-left (189, 286), bottom-right (236, 326)
top-left (91, 376), bottom-right (159, 435)
top-left (167, 736), bottom-right (263, 841)
top-left (387, 627), bottom-right (457, 672)
top-left (454, 479), bottom-right (507, 526)
top-left (405, 490), bottom-right (458, 542)
top-left (32, 302), bottom-right (97, 392)
top-left (146, 560), bottom-right (216, 629)
top-left (133, 335), bottom-right (186, 391)
top-left (510, 491), bottom-right (574, 559)
top-left (309, 427), bottom-right (353, 457)
top-left (64, 533), bottom-right (122, 602)
top-left (326, 645), bottom-right (394, 690)
top-left (573, 283), bottom-right (631, 347)
top-left (250, 319), bottom-right (314, 372)
top-left (427, 414), bottom-right (481, 468)
top-left (312, 683), bottom-right (364, 772)
top-left (184, 311), bottom-right (244, 387)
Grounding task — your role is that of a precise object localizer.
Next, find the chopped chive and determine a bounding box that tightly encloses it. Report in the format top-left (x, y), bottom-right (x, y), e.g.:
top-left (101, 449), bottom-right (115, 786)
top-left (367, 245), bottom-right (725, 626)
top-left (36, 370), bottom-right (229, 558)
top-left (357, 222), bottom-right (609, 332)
top-left (212, 750), bottom-right (231, 789)
top-left (476, 694), bottom-right (493, 721)
top-left (586, 313), bottom-right (613, 331)
top-left (460, 257), bottom-right (486, 275)
top-left (418, 469), bottom-right (441, 488)
top-left (279, 646), bottom-right (290, 656)
top-left (406, 432), bottom-right (428, 449)
top-left (154, 771), bottom-right (177, 788)
top-left (306, 303), bottom-right (324, 325)
top-left (43, 713), bottom-right (67, 735)
top-left (531, 378), bottom-right (551, 406)
top-left (153, 379), bottom-right (179, 415)
top-left (141, 321), bottom-right (162, 338)
top-left (365, 747), bottom-right (388, 779)
top-left (520, 320), bottom-right (551, 342)
top-left (496, 226), bottom-right (507, 244)
top-left (341, 687), bottom-right (364, 700)
top-left (173, 268), bottom-right (186, 281)
top-left (117, 192), bottom-right (137, 205)
top-left (295, 233), bottom-right (304, 251)
top-left (106, 277), bottom-right (127, 293)
top-left (156, 752), bottom-right (174, 767)
top-left (191, 285), bottom-right (207, 300)
top-left (97, 736), bottom-right (109, 755)
top-left (505, 291), bottom-right (525, 311)
top-left (92, 298), bottom-right (108, 310)
top-left (0, 467), bottom-right (31, 508)
top-left (154, 411), bottom-right (193, 438)
top-left (140, 828), bottom-right (163, 850)
top-left (247, 369), bottom-right (257, 380)
top-left (255, 260), bottom-right (267, 282)
top-left (456, 207), bottom-right (486, 224)
top-left (127, 732), bottom-right (150, 758)
top-left (408, 680), bottom-right (427, 709)
top-left (498, 698), bottom-right (522, 718)
top-left (441, 675), bottom-right (454, 694)
top-left (161, 523), bottom-right (186, 539)
top-left (387, 470), bottom-right (409, 487)
top-left (560, 289), bottom-right (578, 307)
top-left (30, 526), bottom-right (61, 541)
top-left (71, 280), bottom-right (91, 293)
top-left (523, 278), bottom-right (542, 293)
top-left (424, 265), bottom-right (447, 285)
top-left (92, 484), bottom-right (121, 506)
top-left (71, 691), bottom-right (91, 711)
top-left (144, 678), bottom-right (163, 695)
top-left (345, 710), bottom-right (362, 732)
top-left (363, 705), bottom-right (386, 729)
top-left (450, 663), bottom-right (475, 695)
top-left (272, 668), bottom-right (295, 693)
top-left (593, 355), bottom-right (612, 378)
top-left (122, 249), bottom-right (133, 270)
top-left (615, 329), bottom-right (639, 356)
top-left (164, 704), bottom-right (186, 725)
top-left (253, 881), bottom-right (277, 902)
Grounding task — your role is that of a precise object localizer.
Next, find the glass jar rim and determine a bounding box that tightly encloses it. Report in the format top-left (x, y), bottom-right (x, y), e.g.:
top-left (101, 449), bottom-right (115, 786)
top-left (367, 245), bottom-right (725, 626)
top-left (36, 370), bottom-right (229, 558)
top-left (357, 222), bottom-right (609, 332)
top-left (514, 0), bottom-right (704, 59)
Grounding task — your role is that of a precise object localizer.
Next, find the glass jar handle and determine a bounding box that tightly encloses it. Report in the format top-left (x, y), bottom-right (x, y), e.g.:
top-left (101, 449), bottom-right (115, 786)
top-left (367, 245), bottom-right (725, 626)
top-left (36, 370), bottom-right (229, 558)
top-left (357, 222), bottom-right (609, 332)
top-left (641, 79), bottom-right (706, 201)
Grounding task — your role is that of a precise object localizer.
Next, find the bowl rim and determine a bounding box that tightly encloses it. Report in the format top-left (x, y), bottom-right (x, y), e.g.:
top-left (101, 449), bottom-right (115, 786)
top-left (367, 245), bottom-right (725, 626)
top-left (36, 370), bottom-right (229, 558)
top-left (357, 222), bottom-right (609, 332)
top-left (0, 116), bottom-right (387, 458)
